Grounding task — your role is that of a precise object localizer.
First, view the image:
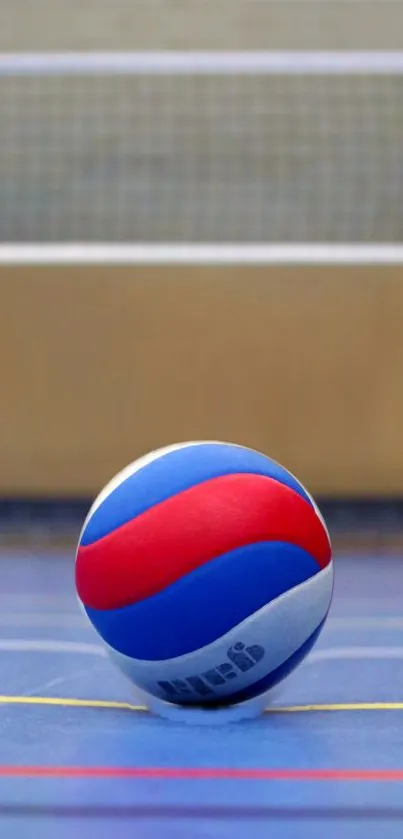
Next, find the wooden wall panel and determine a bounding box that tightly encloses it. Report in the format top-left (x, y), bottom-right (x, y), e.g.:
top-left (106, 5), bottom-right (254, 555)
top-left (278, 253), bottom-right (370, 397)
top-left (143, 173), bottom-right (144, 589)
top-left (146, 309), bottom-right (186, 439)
top-left (1, 265), bottom-right (403, 496)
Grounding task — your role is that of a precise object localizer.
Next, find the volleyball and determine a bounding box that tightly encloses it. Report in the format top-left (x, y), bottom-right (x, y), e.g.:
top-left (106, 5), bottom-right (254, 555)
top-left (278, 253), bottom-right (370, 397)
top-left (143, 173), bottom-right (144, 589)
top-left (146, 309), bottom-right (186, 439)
top-left (75, 441), bottom-right (333, 706)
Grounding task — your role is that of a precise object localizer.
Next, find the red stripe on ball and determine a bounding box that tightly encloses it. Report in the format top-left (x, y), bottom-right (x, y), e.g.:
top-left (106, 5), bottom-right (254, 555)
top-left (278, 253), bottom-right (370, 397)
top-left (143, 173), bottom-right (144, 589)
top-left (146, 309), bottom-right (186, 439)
top-left (76, 474), bottom-right (331, 610)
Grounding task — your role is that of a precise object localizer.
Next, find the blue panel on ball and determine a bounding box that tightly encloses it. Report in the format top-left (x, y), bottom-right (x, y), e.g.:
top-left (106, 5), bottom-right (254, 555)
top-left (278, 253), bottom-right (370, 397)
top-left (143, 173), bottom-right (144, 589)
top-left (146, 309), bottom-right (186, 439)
top-left (84, 541), bottom-right (320, 659)
top-left (81, 443), bottom-right (313, 544)
top-left (215, 617), bottom-right (326, 705)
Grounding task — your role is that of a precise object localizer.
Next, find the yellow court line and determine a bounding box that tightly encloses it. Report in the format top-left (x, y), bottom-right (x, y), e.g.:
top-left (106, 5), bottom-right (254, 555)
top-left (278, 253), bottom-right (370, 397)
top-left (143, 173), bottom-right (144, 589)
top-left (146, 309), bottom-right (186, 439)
top-left (0, 695), bottom-right (147, 711)
top-left (266, 703), bottom-right (403, 713)
top-left (0, 696), bottom-right (402, 713)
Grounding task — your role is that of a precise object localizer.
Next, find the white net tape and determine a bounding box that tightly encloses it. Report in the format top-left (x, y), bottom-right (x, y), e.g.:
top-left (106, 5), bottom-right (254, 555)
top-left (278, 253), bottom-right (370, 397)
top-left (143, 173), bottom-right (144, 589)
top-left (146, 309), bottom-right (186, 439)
top-left (0, 53), bottom-right (402, 252)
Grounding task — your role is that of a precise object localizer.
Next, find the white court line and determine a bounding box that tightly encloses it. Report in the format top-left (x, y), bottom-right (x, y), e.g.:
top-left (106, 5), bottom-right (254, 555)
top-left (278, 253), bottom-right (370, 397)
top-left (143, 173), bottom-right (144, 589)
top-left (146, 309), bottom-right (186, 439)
top-left (327, 617), bottom-right (403, 630)
top-left (0, 595), bottom-right (75, 608)
top-left (1, 614), bottom-right (403, 631)
top-left (0, 639), bottom-right (402, 665)
top-left (309, 646), bottom-right (403, 662)
top-left (24, 662), bottom-right (111, 698)
top-left (0, 640), bottom-right (106, 656)
top-left (0, 614), bottom-right (88, 628)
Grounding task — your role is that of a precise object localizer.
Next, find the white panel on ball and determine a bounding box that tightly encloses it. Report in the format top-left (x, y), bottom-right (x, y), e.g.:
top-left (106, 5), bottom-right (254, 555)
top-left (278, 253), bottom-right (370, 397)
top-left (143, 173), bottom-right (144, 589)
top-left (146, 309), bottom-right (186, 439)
top-left (104, 562), bottom-right (333, 704)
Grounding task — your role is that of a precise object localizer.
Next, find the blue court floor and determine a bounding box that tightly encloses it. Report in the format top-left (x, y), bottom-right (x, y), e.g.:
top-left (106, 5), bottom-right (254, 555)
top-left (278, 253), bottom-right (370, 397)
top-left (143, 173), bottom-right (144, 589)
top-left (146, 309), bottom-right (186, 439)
top-left (0, 549), bottom-right (403, 838)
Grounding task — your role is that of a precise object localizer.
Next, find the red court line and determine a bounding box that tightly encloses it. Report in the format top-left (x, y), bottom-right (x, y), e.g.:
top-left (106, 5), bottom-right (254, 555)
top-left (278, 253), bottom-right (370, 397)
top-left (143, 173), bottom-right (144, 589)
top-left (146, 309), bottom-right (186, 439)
top-left (0, 767), bottom-right (402, 781)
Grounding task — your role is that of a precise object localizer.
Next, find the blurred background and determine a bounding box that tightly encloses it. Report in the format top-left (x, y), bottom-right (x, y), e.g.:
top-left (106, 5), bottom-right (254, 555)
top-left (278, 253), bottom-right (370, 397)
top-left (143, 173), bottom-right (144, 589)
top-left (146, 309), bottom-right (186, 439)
top-left (1, 0), bottom-right (403, 549)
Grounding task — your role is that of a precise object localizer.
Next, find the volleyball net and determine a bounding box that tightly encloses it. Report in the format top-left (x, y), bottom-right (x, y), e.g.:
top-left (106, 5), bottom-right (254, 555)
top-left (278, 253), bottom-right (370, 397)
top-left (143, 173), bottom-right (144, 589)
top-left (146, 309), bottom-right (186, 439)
top-left (0, 51), bottom-right (402, 262)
